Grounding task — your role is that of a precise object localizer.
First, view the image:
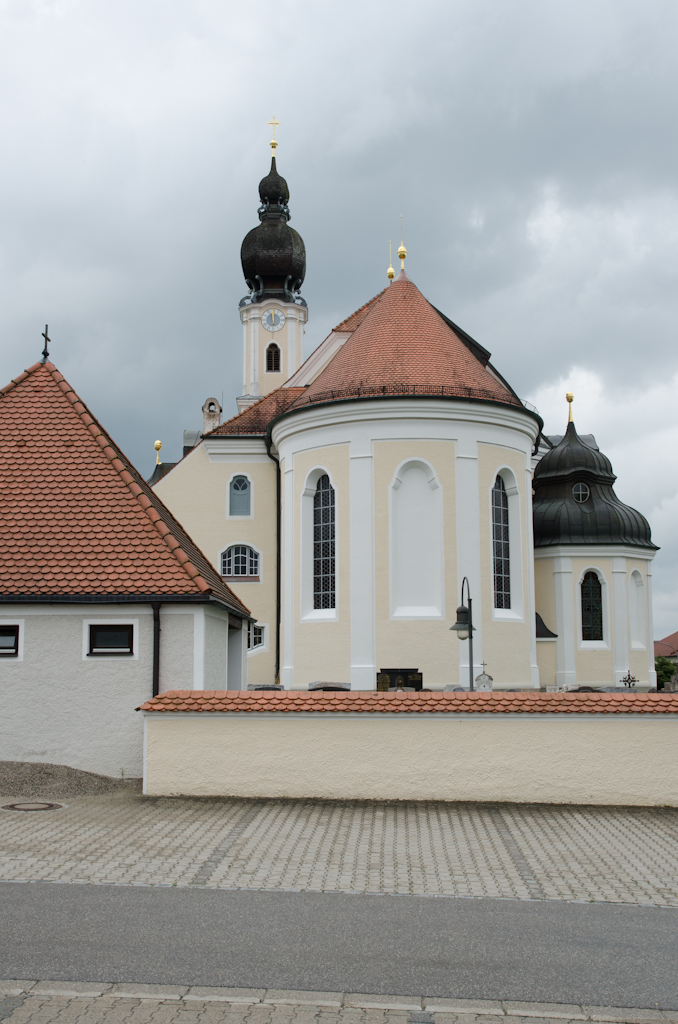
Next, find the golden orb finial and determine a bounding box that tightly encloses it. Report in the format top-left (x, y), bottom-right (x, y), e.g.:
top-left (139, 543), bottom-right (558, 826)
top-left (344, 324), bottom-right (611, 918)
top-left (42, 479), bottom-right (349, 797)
top-left (154, 439), bottom-right (162, 465)
top-left (387, 241), bottom-right (395, 281)
top-left (397, 214), bottom-right (407, 268)
top-left (268, 115), bottom-right (281, 153)
top-left (566, 392), bottom-right (574, 423)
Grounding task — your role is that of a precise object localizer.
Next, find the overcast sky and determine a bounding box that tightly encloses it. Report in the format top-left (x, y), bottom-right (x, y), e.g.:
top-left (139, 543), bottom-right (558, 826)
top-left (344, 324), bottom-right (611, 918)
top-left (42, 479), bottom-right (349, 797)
top-left (1, 0), bottom-right (677, 637)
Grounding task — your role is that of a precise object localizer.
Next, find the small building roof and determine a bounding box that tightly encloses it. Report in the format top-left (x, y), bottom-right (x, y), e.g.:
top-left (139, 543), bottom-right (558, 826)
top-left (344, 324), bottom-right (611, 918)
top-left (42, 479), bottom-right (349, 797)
top-left (0, 360), bottom-right (250, 615)
top-left (208, 387), bottom-right (307, 437)
top-left (655, 632), bottom-right (678, 658)
top-left (138, 690), bottom-right (678, 714)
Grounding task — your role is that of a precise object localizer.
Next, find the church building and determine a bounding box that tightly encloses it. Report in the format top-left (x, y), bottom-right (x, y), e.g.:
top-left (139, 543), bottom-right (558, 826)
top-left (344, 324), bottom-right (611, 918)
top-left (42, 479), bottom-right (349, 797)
top-left (152, 140), bottom-right (658, 692)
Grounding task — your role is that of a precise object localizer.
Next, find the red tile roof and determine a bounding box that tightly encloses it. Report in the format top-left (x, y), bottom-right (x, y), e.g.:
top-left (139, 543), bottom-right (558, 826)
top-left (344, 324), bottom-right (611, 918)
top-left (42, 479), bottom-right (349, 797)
top-left (0, 361), bottom-right (250, 613)
top-left (138, 690), bottom-right (678, 714)
top-left (208, 387), bottom-right (307, 436)
top-left (333, 290), bottom-right (386, 332)
top-left (654, 632), bottom-right (678, 657)
top-left (289, 272), bottom-right (523, 412)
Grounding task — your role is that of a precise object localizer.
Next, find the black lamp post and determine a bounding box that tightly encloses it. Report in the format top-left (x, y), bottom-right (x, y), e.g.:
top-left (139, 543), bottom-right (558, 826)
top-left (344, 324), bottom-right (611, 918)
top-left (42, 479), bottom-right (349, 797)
top-left (450, 576), bottom-right (476, 691)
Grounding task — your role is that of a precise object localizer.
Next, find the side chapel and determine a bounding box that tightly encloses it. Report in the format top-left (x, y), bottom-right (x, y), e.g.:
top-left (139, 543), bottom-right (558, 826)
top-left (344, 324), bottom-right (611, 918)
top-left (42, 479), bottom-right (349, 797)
top-left (152, 140), bottom-right (658, 692)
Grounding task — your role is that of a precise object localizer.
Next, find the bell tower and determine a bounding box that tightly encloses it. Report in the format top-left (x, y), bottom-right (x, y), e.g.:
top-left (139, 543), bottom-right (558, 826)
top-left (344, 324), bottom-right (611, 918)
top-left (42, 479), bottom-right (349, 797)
top-left (237, 120), bottom-right (307, 413)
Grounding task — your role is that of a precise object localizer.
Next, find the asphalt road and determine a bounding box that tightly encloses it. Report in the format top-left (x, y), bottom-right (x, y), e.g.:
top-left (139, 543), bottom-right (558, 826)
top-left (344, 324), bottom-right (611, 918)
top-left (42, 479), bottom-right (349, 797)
top-left (1, 882), bottom-right (676, 1009)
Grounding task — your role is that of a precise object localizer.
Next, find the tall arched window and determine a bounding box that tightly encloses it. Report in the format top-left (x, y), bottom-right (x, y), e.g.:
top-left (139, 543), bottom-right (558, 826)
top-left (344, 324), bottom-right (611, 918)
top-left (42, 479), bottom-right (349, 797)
top-left (313, 474), bottom-right (335, 609)
top-left (266, 343), bottom-right (280, 373)
top-left (229, 476), bottom-right (250, 516)
top-left (492, 475), bottom-right (510, 609)
top-left (581, 571), bottom-right (603, 640)
top-left (221, 545), bottom-right (259, 580)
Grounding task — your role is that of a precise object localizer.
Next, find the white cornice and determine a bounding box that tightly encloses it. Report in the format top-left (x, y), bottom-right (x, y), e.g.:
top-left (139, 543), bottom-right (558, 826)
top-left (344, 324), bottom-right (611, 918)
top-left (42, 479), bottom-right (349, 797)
top-left (284, 331), bottom-right (351, 387)
top-left (534, 544), bottom-right (656, 561)
top-left (203, 438), bottom-right (269, 458)
top-left (240, 300), bottom-right (308, 325)
top-left (271, 397), bottom-right (540, 448)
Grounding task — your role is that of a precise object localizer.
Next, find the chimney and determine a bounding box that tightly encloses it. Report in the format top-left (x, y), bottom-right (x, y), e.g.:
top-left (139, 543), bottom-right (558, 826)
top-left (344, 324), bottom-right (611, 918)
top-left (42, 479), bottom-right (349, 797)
top-left (202, 397), bottom-right (222, 435)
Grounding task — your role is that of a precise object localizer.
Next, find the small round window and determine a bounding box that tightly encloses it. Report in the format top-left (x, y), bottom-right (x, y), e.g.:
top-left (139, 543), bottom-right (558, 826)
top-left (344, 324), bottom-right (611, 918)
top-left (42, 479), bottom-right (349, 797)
top-left (572, 482), bottom-right (590, 503)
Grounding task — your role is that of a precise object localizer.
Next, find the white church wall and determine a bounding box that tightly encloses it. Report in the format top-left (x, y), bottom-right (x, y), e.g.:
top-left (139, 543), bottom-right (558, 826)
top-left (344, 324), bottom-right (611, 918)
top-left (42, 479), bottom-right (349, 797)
top-left (154, 441), bottom-right (276, 687)
top-left (478, 443), bottom-right (534, 687)
top-left (374, 439), bottom-right (456, 689)
top-left (389, 458), bottom-right (444, 619)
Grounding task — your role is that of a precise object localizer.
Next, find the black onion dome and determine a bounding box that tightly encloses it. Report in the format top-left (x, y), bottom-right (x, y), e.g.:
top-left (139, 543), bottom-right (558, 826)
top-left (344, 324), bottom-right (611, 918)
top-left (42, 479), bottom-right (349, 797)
top-left (532, 421), bottom-right (657, 549)
top-left (240, 156), bottom-right (306, 305)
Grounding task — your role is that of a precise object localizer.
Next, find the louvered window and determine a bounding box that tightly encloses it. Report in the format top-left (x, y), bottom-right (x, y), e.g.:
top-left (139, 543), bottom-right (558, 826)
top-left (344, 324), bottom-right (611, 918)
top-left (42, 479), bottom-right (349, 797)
top-left (581, 571), bottom-right (603, 640)
top-left (492, 475), bottom-right (510, 609)
top-left (229, 476), bottom-right (250, 516)
top-left (313, 474), bottom-right (335, 610)
top-left (222, 545), bottom-right (259, 579)
top-left (266, 344), bottom-right (280, 373)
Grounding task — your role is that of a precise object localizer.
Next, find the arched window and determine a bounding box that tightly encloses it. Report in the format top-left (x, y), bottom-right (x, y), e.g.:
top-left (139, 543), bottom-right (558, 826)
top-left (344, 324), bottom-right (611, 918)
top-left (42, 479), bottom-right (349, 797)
top-left (492, 475), bottom-right (510, 609)
top-left (221, 545), bottom-right (259, 580)
top-left (266, 343), bottom-right (280, 373)
top-left (229, 475), bottom-right (250, 516)
top-left (581, 571), bottom-right (603, 640)
top-left (313, 474), bottom-right (335, 609)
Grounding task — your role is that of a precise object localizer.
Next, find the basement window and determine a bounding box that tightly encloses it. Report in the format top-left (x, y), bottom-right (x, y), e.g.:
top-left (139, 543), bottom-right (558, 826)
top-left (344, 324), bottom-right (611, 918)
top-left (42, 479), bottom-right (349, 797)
top-left (88, 624), bottom-right (134, 656)
top-left (0, 625), bottom-right (19, 657)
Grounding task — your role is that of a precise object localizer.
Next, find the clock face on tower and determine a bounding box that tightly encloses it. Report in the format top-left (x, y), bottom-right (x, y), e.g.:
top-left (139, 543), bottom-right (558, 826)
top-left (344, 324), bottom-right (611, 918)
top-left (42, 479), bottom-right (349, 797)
top-left (262, 308), bottom-right (285, 332)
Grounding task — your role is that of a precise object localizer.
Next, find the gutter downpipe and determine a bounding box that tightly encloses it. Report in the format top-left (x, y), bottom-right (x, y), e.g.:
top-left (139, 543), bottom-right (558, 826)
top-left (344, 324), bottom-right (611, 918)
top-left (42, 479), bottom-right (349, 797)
top-left (152, 602), bottom-right (161, 697)
top-left (265, 436), bottom-right (281, 684)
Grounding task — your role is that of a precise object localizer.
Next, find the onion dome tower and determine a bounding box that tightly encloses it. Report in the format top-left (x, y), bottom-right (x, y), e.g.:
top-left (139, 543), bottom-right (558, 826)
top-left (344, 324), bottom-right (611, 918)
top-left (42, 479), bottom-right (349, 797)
top-left (237, 119), bottom-right (308, 413)
top-left (532, 393), bottom-right (657, 691)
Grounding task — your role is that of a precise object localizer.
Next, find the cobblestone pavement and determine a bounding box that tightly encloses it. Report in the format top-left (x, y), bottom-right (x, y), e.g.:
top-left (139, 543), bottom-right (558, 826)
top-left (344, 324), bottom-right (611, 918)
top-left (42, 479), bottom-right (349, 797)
top-left (0, 983), bottom-right (677, 1024)
top-left (1, 794), bottom-right (677, 905)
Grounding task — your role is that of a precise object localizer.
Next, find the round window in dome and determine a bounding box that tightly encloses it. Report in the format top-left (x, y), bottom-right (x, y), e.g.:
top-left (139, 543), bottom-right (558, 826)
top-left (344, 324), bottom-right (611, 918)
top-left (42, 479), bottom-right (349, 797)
top-left (573, 483), bottom-right (590, 503)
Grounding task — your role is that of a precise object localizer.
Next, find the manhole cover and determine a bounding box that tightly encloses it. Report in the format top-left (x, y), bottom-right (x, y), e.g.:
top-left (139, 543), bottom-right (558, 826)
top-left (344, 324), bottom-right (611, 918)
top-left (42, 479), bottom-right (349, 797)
top-left (1, 802), bottom-right (63, 811)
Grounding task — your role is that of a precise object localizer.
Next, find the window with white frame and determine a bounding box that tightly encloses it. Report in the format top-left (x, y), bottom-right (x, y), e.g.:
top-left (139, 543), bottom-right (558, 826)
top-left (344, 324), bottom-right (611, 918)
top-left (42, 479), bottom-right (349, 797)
top-left (313, 474), bottom-right (335, 610)
top-left (248, 622), bottom-right (265, 649)
top-left (0, 625), bottom-right (19, 657)
top-left (222, 545), bottom-right (260, 580)
top-left (229, 476), bottom-right (251, 516)
top-left (492, 475), bottom-right (510, 609)
top-left (581, 571), bottom-right (603, 641)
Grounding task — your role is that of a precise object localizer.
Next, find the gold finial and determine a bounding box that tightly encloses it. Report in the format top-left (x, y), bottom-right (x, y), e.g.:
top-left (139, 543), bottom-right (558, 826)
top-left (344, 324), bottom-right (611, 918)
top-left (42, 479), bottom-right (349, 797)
top-left (387, 241), bottom-right (395, 281)
top-left (154, 439), bottom-right (162, 465)
top-left (566, 392), bottom-right (574, 423)
top-left (397, 214), bottom-right (407, 268)
top-left (268, 115), bottom-right (281, 153)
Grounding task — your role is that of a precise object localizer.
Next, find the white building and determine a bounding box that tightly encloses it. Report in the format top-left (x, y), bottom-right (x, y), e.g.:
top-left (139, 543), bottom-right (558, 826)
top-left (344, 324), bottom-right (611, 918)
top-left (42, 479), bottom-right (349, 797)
top-left (153, 148), bottom-right (658, 692)
top-left (0, 360), bottom-right (251, 778)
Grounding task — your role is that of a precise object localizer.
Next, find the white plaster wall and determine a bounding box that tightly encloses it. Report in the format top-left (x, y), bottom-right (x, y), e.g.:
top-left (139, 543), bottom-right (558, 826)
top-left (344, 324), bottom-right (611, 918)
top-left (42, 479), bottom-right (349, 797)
top-left (204, 609), bottom-right (229, 689)
top-left (240, 300), bottom-right (307, 399)
top-left (144, 713), bottom-right (678, 805)
top-left (159, 613), bottom-right (194, 689)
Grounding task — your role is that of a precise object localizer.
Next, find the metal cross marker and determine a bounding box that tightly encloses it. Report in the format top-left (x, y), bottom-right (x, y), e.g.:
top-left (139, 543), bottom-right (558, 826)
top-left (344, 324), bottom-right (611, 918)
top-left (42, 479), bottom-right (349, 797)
top-left (268, 115), bottom-right (281, 153)
top-left (41, 325), bottom-right (50, 364)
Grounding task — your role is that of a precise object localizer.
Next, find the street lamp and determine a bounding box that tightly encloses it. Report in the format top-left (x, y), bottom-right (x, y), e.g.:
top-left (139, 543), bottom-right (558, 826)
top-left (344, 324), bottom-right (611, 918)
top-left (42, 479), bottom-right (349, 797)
top-left (450, 577), bottom-right (476, 691)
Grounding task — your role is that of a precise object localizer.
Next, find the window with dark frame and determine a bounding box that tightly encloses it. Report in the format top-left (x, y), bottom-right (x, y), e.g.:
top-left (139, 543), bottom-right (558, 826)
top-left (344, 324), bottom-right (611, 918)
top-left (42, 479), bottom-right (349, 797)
top-left (229, 476), bottom-right (251, 516)
top-left (222, 545), bottom-right (259, 579)
top-left (266, 343), bottom-right (281, 373)
top-left (581, 571), bottom-right (603, 640)
top-left (313, 474), bottom-right (335, 610)
top-left (492, 474), bottom-right (510, 609)
top-left (0, 625), bottom-right (19, 657)
top-left (88, 624), bottom-right (134, 656)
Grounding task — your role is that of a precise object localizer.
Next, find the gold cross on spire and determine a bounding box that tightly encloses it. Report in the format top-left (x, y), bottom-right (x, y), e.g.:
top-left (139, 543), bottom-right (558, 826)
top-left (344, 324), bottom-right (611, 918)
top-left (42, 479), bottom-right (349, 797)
top-left (268, 115), bottom-right (281, 153)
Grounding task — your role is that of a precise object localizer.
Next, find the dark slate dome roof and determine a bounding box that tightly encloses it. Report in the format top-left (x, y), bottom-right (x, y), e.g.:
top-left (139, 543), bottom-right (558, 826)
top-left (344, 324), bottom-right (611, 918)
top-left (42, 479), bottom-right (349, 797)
top-left (533, 421), bottom-right (656, 549)
top-left (240, 157), bottom-right (306, 305)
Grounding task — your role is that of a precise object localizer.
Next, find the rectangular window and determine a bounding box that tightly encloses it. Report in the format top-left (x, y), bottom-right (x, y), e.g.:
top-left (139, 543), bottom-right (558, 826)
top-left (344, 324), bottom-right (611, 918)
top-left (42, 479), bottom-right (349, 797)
top-left (88, 624), bottom-right (134, 656)
top-left (0, 625), bottom-right (19, 657)
top-left (248, 623), bottom-right (264, 649)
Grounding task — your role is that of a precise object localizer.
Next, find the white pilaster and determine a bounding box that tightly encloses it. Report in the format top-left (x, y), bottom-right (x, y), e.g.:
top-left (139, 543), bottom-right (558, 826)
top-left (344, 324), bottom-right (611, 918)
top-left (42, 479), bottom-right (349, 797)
top-left (349, 443), bottom-right (375, 689)
top-left (455, 439), bottom-right (483, 686)
top-left (193, 607), bottom-right (205, 690)
top-left (525, 465), bottom-right (540, 688)
top-left (280, 460), bottom-right (295, 689)
top-left (241, 314), bottom-right (248, 393)
top-left (611, 556), bottom-right (629, 684)
top-left (553, 556), bottom-right (575, 689)
top-left (250, 312), bottom-right (260, 396)
top-left (287, 313), bottom-right (298, 377)
top-left (646, 563), bottom-right (657, 687)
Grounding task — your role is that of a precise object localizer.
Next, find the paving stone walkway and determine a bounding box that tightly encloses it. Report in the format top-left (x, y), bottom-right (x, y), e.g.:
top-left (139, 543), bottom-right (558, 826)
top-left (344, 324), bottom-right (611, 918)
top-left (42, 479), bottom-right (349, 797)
top-left (1, 794), bottom-right (677, 905)
top-left (0, 982), bottom-right (676, 1024)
